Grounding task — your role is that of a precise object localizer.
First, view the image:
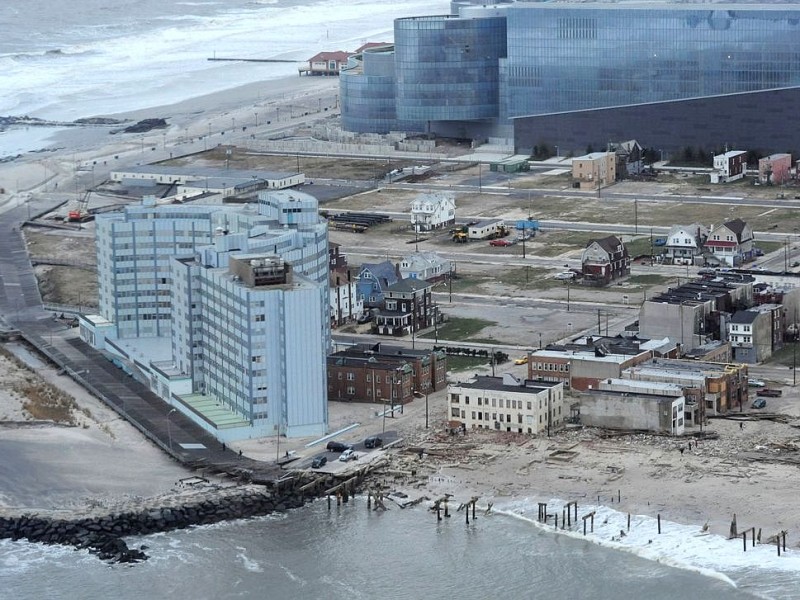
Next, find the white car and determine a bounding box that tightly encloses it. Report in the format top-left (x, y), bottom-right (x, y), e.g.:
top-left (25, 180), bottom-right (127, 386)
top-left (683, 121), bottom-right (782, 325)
top-left (555, 271), bottom-right (575, 280)
top-left (748, 378), bottom-right (766, 388)
top-left (339, 449), bottom-right (357, 462)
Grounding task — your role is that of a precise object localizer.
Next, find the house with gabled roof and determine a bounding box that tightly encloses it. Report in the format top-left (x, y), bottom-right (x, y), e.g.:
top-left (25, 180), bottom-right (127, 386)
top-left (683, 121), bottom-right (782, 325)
top-left (356, 260), bottom-right (399, 308)
top-left (664, 223), bottom-right (708, 266)
top-left (608, 139), bottom-right (645, 179)
top-left (581, 235), bottom-right (630, 285)
top-left (410, 192), bottom-right (455, 232)
top-left (704, 218), bottom-right (754, 267)
top-left (399, 251), bottom-right (451, 282)
top-left (299, 51), bottom-right (350, 76)
top-left (374, 278), bottom-right (435, 337)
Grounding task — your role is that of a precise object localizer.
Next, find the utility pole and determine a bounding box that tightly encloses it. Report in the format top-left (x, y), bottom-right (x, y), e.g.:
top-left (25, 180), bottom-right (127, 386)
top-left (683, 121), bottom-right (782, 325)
top-left (634, 199), bottom-right (638, 234)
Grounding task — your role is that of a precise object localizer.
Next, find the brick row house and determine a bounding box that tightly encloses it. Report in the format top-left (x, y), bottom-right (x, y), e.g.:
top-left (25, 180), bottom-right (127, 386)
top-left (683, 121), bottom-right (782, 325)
top-left (327, 344), bottom-right (447, 404)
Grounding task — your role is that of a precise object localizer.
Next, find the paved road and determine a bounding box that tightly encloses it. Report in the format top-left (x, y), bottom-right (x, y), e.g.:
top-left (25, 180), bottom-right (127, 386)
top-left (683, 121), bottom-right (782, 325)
top-left (0, 199), bottom-right (282, 482)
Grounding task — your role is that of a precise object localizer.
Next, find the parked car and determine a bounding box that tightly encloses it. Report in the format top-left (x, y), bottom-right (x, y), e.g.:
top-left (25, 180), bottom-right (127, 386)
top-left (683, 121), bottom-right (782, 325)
top-left (327, 441), bottom-right (351, 453)
top-left (311, 456), bottom-right (327, 469)
top-left (747, 378), bottom-right (766, 388)
top-left (554, 271), bottom-right (576, 280)
top-left (514, 356), bottom-right (529, 365)
top-left (489, 239), bottom-right (513, 247)
top-left (339, 449), bottom-right (357, 462)
top-left (756, 388), bottom-right (782, 397)
top-left (357, 313), bottom-right (373, 324)
top-left (751, 398), bottom-right (767, 409)
top-left (364, 436), bottom-right (383, 449)
top-left (654, 238), bottom-right (667, 246)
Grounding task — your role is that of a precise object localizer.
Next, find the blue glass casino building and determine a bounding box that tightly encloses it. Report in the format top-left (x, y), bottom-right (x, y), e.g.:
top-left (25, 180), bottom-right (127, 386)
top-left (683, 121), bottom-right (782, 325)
top-left (340, 2), bottom-right (800, 155)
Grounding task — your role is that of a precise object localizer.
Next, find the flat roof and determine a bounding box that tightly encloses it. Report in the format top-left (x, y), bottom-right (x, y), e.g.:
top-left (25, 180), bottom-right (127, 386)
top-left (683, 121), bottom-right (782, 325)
top-left (453, 375), bottom-right (561, 395)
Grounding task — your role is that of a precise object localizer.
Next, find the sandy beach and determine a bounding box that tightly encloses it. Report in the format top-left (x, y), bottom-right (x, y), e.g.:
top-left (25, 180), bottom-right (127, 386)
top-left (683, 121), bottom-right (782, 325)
top-left (2, 67), bottom-right (800, 571)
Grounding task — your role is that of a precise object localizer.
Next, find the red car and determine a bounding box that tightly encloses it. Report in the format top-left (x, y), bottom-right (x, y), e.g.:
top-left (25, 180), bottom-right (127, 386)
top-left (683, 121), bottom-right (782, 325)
top-left (489, 239), bottom-right (513, 247)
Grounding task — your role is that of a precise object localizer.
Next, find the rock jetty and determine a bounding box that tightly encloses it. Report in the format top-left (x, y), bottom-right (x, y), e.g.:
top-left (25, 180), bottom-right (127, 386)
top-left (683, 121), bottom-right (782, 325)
top-left (0, 484), bottom-right (305, 563)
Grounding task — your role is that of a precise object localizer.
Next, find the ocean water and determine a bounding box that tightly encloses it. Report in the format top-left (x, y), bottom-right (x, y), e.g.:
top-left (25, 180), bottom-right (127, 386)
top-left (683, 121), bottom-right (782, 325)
top-left (0, 0), bottom-right (445, 121)
top-left (2, 496), bottom-right (798, 600)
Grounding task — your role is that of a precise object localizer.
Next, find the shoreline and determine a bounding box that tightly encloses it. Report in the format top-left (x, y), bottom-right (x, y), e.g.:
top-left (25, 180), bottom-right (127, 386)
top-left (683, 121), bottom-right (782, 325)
top-left (1, 60), bottom-right (799, 590)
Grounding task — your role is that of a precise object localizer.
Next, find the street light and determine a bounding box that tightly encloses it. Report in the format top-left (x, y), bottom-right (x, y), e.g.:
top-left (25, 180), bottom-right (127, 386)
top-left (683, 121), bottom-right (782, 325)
top-left (167, 408), bottom-right (177, 450)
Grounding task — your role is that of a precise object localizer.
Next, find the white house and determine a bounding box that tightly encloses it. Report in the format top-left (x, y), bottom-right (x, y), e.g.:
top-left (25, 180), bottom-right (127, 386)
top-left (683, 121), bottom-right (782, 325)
top-left (410, 192), bottom-right (455, 232)
top-left (330, 274), bottom-right (363, 326)
top-left (448, 374), bottom-right (565, 435)
top-left (664, 223), bottom-right (708, 265)
top-left (399, 251), bottom-right (451, 282)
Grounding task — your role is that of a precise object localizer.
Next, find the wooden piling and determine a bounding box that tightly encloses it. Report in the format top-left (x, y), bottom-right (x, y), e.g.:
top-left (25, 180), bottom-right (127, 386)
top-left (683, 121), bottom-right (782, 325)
top-left (562, 508), bottom-right (566, 529)
top-left (783, 531), bottom-right (787, 552)
top-left (742, 532), bottom-right (747, 552)
top-left (327, 494), bottom-right (331, 510)
top-left (444, 499), bottom-right (450, 518)
top-left (627, 513), bottom-right (631, 532)
top-left (657, 514), bottom-right (661, 534)
top-left (472, 499), bottom-right (477, 520)
top-left (466, 504), bottom-right (470, 525)
top-left (618, 490), bottom-right (621, 503)
top-left (367, 491), bottom-right (372, 509)
top-left (778, 537), bottom-right (781, 556)
top-left (555, 514), bottom-right (558, 529)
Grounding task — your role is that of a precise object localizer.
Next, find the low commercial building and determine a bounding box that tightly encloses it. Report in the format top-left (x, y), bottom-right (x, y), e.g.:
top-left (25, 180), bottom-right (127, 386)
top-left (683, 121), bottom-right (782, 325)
top-left (638, 276), bottom-right (754, 350)
top-left (580, 379), bottom-right (685, 436)
top-left (580, 379), bottom-right (686, 435)
top-left (571, 152), bottom-right (616, 189)
top-left (623, 358), bottom-right (748, 415)
top-left (448, 374), bottom-right (565, 435)
top-left (110, 165), bottom-right (303, 197)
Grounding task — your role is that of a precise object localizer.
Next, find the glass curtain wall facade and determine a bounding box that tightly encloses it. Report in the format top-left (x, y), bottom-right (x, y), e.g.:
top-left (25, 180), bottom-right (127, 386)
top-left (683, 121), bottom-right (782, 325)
top-left (395, 15), bottom-right (507, 126)
top-left (340, 47), bottom-right (401, 134)
top-left (504, 4), bottom-right (800, 118)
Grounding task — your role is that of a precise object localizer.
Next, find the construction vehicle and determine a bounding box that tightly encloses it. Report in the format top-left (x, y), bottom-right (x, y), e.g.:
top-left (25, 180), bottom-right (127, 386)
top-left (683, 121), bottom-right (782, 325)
top-left (68, 191), bottom-right (92, 222)
top-left (451, 224), bottom-right (469, 243)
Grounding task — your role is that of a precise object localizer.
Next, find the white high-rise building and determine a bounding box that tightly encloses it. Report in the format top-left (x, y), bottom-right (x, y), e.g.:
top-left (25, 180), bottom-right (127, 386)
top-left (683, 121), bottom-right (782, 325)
top-left (82, 191), bottom-right (329, 440)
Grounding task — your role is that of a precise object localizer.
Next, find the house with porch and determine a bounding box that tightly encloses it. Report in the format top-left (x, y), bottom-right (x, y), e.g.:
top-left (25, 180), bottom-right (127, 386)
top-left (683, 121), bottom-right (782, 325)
top-left (704, 218), bottom-right (754, 267)
top-left (374, 278), bottom-right (435, 336)
top-left (664, 223), bottom-right (708, 266)
top-left (410, 192), bottom-right (455, 232)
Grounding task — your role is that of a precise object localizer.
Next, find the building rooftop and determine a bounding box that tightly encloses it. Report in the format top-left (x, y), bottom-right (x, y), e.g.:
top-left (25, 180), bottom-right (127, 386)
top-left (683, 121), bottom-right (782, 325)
top-left (453, 374), bottom-right (561, 395)
top-left (649, 278), bottom-right (746, 306)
